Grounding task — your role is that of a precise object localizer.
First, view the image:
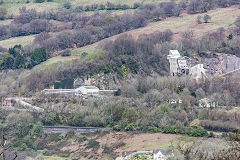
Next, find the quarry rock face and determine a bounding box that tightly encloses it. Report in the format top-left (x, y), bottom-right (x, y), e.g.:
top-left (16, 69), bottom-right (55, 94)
top-left (194, 53), bottom-right (240, 75)
top-left (74, 73), bottom-right (121, 89)
top-left (220, 54), bottom-right (240, 73)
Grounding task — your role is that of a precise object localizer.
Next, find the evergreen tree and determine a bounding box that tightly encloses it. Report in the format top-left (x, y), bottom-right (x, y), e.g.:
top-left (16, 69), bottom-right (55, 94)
top-left (1, 56), bottom-right (14, 69)
top-left (14, 54), bottom-right (25, 69)
top-left (31, 48), bottom-right (47, 65)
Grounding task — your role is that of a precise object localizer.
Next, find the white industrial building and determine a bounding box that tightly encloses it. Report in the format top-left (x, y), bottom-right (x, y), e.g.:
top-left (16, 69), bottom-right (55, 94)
top-left (42, 86), bottom-right (99, 96)
top-left (167, 50), bottom-right (207, 81)
top-left (75, 86), bottom-right (99, 95)
top-left (167, 50), bottom-right (189, 76)
top-left (189, 64), bottom-right (207, 81)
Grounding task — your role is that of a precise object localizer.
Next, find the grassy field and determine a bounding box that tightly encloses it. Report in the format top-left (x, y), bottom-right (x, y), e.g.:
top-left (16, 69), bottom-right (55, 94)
top-left (0, 0), bottom-right (171, 16)
top-left (1, 1), bottom-right (59, 16)
top-left (0, 34), bottom-right (36, 48)
top-left (41, 56), bottom-right (79, 66)
top-left (97, 132), bottom-right (200, 153)
top-left (41, 47), bottom-right (99, 66)
top-left (112, 6), bottom-right (240, 41)
top-left (72, 5), bottom-right (239, 52)
top-left (37, 132), bottom-right (201, 159)
top-left (0, 19), bottom-right (12, 25)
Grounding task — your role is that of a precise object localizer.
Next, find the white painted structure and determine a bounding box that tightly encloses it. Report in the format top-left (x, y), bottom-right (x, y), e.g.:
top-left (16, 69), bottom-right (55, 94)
top-left (199, 98), bottom-right (217, 108)
top-left (167, 50), bottom-right (189, 76)
top-left (153, 149), bottom-right (168, 160)
top-left (42, 86), bottom-right (118, 96)
top-left (75, 86), bottom-right (99, 95)
top-left (189, 64), bottom-right (206, 81)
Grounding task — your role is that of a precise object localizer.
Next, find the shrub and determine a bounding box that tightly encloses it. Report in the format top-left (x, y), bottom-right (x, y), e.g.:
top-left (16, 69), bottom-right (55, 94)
top-left (113, 125), bottom-right (121, 131)
top-left (148, 126), bottom-right (160, 133)
top-left (58, 150), bottom-right (71, 157)
top-left (82, 52), bottom-right (88, 57)
top-left (203, 14), bottom-right (211, 23)
top-left (125, 123), bottom-right (135, 131)
top-left (197, 15), bottom-right (202, 24)
top-left (75, 5), bottom-right (83, 12)
top-left (163, 125), bottom-right (176, 134)
top-left (86, 139), bottom-right (100, 150)
top-left (34, 0), bottom-right (45, 3)
top-left (133, 3), bottom-right (141, 9)
top-left (99, 4), bottom-right (105, 10)
top-left (227, 34), bottom-right (233, 40)
top-left (63, 2), bottom-right (71, 9)
top-left (65, 130), bottom-right (75, 139)
top-left (60, 49), bottom-right (71, 57)
top-left (76, 136), bottom-right (87, 143)
top-left (187, 126), bottom-right (208, 137)
top-left (49, 133), bottom-right (62, 142)
top-left (208, 131), bottom-right (214, 137)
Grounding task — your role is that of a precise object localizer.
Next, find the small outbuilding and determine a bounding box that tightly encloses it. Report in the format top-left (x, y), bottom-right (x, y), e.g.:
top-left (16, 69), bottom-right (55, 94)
top-left (75, 86), bottom-right (99, 95)
top-left (153, 149), bottom-right (171, 160)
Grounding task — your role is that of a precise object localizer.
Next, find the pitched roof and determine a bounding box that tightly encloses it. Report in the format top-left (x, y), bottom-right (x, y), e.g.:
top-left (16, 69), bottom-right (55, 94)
top-left (154, 149), bottom-right (171, 155)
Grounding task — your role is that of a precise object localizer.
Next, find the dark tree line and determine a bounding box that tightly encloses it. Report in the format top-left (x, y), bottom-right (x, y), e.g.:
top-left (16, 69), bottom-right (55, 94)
top-left (0, 45), bottom-right (47, 70)
top-left (74, 2), bottom-right (141, 12)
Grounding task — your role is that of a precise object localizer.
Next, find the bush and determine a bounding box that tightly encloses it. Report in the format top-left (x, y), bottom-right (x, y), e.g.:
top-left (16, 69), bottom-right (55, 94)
top-left (76, 136), bottom-right (87, 143)
top-left (163, 125), bottom-right (176, 134)
top-left (60, 49), bottom-right (71, 57)
top-left (57, 150), bottom-right (71, 157)
top-left (113, 125), bottom-right (121, 131)
top-left (133, 3), bottom-right (141, 9)
top-left (203, 14), bottom-right (211, 23)
top-left (82, 52), bottom-right (88, 57)
top-left (197, 15), bottom-right (202, 24)
top-left (86, 139), bottom-right (100, 150)
top-left (125, 123), bottom-right (135, 131)
top-left (34, 0), bottom-right (45, 3)
top-left (187, 126), bottom-right (208, 137)
top-left (49, 133), bottom-right (62, 142)
top-left (65, 130), bottom-right (75, 139)
top-left (75, 5), bottom-right (83, 12)
top-left (63, 2), bottom-right (71, 9)
top-left (208, 131), bottom-right (214, 137)
top-left (148, 126), bottom-right (160, 133)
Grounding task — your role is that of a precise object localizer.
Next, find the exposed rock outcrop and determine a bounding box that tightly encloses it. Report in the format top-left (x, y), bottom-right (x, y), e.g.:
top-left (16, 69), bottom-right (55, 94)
top-left (192, 53), bottom-right (240, 76)
top-left (74, 73), bottom-right (121, 90)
